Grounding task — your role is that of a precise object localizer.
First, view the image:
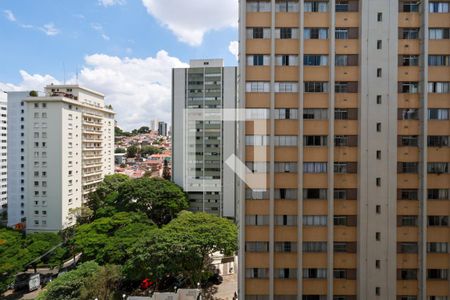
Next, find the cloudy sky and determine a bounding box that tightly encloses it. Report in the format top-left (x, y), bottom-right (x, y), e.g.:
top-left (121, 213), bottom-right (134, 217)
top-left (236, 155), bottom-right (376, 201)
top-left (0, 0), bottom-right (239, 130)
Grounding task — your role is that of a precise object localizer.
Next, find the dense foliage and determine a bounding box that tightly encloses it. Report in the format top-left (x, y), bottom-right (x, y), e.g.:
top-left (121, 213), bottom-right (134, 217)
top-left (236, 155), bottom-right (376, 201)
top-left (0, 229), bottom-right (65, 293)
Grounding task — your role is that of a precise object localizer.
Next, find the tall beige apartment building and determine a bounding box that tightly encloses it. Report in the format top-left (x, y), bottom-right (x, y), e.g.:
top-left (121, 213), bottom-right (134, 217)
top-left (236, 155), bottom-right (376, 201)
top-left (238, 0), bottom-right (450, 299)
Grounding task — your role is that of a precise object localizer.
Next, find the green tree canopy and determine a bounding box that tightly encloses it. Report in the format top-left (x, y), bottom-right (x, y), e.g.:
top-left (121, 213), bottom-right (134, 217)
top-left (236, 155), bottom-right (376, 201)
top-left (36, 261), bottom-right (100, 300)
top-left (116, 177), bottom-right (188, 226)
top-left (140, 145), bottom-right (162, 157)
top-left (72, 212), bottom-right (155, 265)
top-left (0, 229), bottom-right (65, 293)
top-left (114, 147), bottom-right (126, 154)
top-left (126, 145), bottom-right (139, 158)
top-left (124, 212), bottom-right (238, 288)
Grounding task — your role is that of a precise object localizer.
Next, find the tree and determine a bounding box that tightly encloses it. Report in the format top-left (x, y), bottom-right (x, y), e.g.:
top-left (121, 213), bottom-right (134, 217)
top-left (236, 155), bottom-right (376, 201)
top-left (86, 174), bottom-right (130, 219)
top-left (29, 91), bottom-right (38, 97)
top-left (80, 264), bottom-right (122, 300)
top-left (137, 126), bottom-right (150, 134)
top-left (117, 178), bottom-right (188, 226)
top-left (115, 147), bottom-right (126, 154)
top-left (36, 261), bottom-right (100, 300)
top-left (115, 127), bottom-right (131, 137)
top-left (140, 145), bottom-right (162, 157)
top-left (126, 145), bottom-right (138, 158)
top-left (72, 212), bottom-right (155, 265)
top-left (0, 229), bottom-right (65, 293)
top-left (124, 212), bottom-right (238, 289)
top-left (162, 159), bottom-right (171, 180)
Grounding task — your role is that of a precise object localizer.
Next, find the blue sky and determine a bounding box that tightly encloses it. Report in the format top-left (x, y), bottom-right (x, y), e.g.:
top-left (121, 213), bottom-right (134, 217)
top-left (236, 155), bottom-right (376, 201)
top-left (0, 0), bottom-right (238, 130)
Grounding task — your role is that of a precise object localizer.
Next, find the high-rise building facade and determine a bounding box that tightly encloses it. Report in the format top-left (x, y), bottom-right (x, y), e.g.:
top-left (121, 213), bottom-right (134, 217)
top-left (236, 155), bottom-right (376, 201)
top-left (172, 59), bottom-right (237, 218)
top-left (8, 85), bottom-right (115, 232)
top-left (0, 96), bottom-right (7, 210)
top-left (150, 119), bottom-right (159, 132)
top-left (7, 91), bottom-right (29, 228)
top-left (239, 1), bottom-right (450, 299)
top-left (158, 121), bottom-right (168, 136)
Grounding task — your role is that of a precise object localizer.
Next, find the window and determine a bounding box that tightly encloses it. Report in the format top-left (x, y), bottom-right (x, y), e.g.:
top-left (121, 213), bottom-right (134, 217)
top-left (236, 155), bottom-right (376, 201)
top-left (274, 82), bottom-right (298, 92)
top-left (303, 268), bottom-right (327, 279)
top-left (398, 162), bottom-right (419, 173)
top-left (275, 55), bottom-right (299, 66)
top-left (335, 55), bottom-right (359, 66)
top-left (304, 82), bottom-right (328, 92)
top-left (335, 82), bottom-right (358, 93)
top-left (275, 0), bottom-right (299, 12)
top-left (428, 216), bottom-right (449, 226)
top-left (303, 189), bottom-right (327, 200)
top-left (400, 1), bottom-right (419, 12)
top-left (246, 242), bottom-right (269, 252)
top-left (275, 189), bottom-right (297, 199)
top-left (377, 68), bottom-right (382, 77)
top-left (429, 55), bottom-right (450, 66)
top-left (303, 242), bottom-right (327, 252)
top-left (428, 269), bottom-right (448, 280)
top-left (428, 136), bottom-right (449, 147)
top-left (335, 28), bottom-right (358, 39)
top-left (304, 55), bottom-right (328, 66)
top-left (427, 242), bottom-right (448, 253)
top-left (377, 40), bottom-right (382, 49)
top-left (304, 162), bottom-right (327, 173)
top-left (275, 268), bottom-right (297, 279)
top-left (303, 215), bottom-right (327, 226)
top-left (377, 12), bottom-right (382, 21)
top-left (376, 177), bottom-right (381, 186)
top-left (376, 123), bottom-right (382, 132)
top-left (399, 82), bottom-right (419, 93)
top-left (246, 268), bottom-right (269, 279)
top-left (428, 82), bottom-right (450, 93)
top-left (274, 108), bottom-right (298, 119)
top-left (398, 243), bottom-right (418, 253)
top-left (246, 109), bottom-right (270, 120)
top-left (334, 242), bottom-right (356, 253)
top-left (304, 136), bottom-right (328, 146)
top-left (428, 189), bottom-right (449, 200)
top-left (304, 1), bottom-right (328, 12)
top-left (276, 28), bottom-right (296, 39)
top-left (335, 135), bottom-right (358, 147)
top-left (246, 189), bottom-right (269, 200)
top-left (273, 136), bottom-right (298, 146)
top-left (398, 216), bottom-right (418, 226)
top-left (398, 108), bottom-right (419, 120)
top-left (246, 215), bottom-right (270, 226)
top-left (247, 27), bottom-right (271, 39)
top-left (246, 82), bottom-right (271, 92)
top-left (304, 28), bottom-right (328, 39)
top-left (304, 109), bottom-right (328, 120)
top-left (275, 215), bottom-right (297, 226)
top-left (247, 55), bottom-right (270, 66)
top-left (399, 189), bottom-right (419, 200)
top-left (275, 242), bottom-right (297, 252)
top-left (376, 205), bottom-right (381, 214)
top-left (334, 189), bottom-right (357, 200)
top-left (429, 108), bottom-right (449, 120)
top-left (377, 95), bottom-right (382, 104)
top-left (429, 28), bottom-right (450, 40)
top-left (274, 162), bottom-right (297, 172)
top-left (400, 55), bottom-right (419, 66)
top-left (429, 2), bottom-right (449, 12)
top-left (398, 135), bottom-right (419, 147)
top-left (336, 0), bottom-right (358, 12)
top-left (334, 162), bottom-right (357, 174)
top-left (335, 108), bottom-right (358, 120)
top-left (247, 1), bottom-right (272, 12)
top-left (376, 150), bottom-right (382, 160)
top-left (399, 269), bottom-right (418, 280)
top-left (400, 28), bottom-right (420, 39)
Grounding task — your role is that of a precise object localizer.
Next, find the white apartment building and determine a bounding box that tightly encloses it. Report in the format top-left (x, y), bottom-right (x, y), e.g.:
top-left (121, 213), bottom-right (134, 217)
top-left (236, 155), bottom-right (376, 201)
top-left (8, 85), bottom-right (114, 232)
top-left (7, 91), bottom-right (29, 228)
top-left (0, 95), bottom-right (7, 210)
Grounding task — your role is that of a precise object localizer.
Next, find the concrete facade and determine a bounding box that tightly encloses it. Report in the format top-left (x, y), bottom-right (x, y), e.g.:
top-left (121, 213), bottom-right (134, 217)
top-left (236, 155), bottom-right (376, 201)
top-left (8, 85), bottom-right (114, 232)
top-left (0, 96), bottom-right (7, 210)
top-left (239, 1), bottom-right (450, 299)
top-left (172, 59), bottom-right (237, 219)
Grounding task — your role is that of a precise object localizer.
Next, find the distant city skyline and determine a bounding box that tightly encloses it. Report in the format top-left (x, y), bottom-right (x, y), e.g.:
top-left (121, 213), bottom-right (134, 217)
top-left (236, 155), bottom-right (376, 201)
top-left (0, 0), bottom-right (238, 130)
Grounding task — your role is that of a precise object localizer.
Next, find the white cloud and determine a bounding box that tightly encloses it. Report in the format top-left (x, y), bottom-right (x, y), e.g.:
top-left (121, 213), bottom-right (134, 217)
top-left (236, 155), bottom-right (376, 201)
top-left (0, 51), bottom-right (188, 131)
top-left (99, 0), bottom-right (126, 7)
top-left (3, 10), bottom-right (16, 22)
top-left (0, 71), bottom-right (59, 92)
top-left (39, 23), bottom-right (60, 36)
top-left (228, 40), bottom-right (239, 60)
top-left (141, 0), bottom-right (238, 46)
